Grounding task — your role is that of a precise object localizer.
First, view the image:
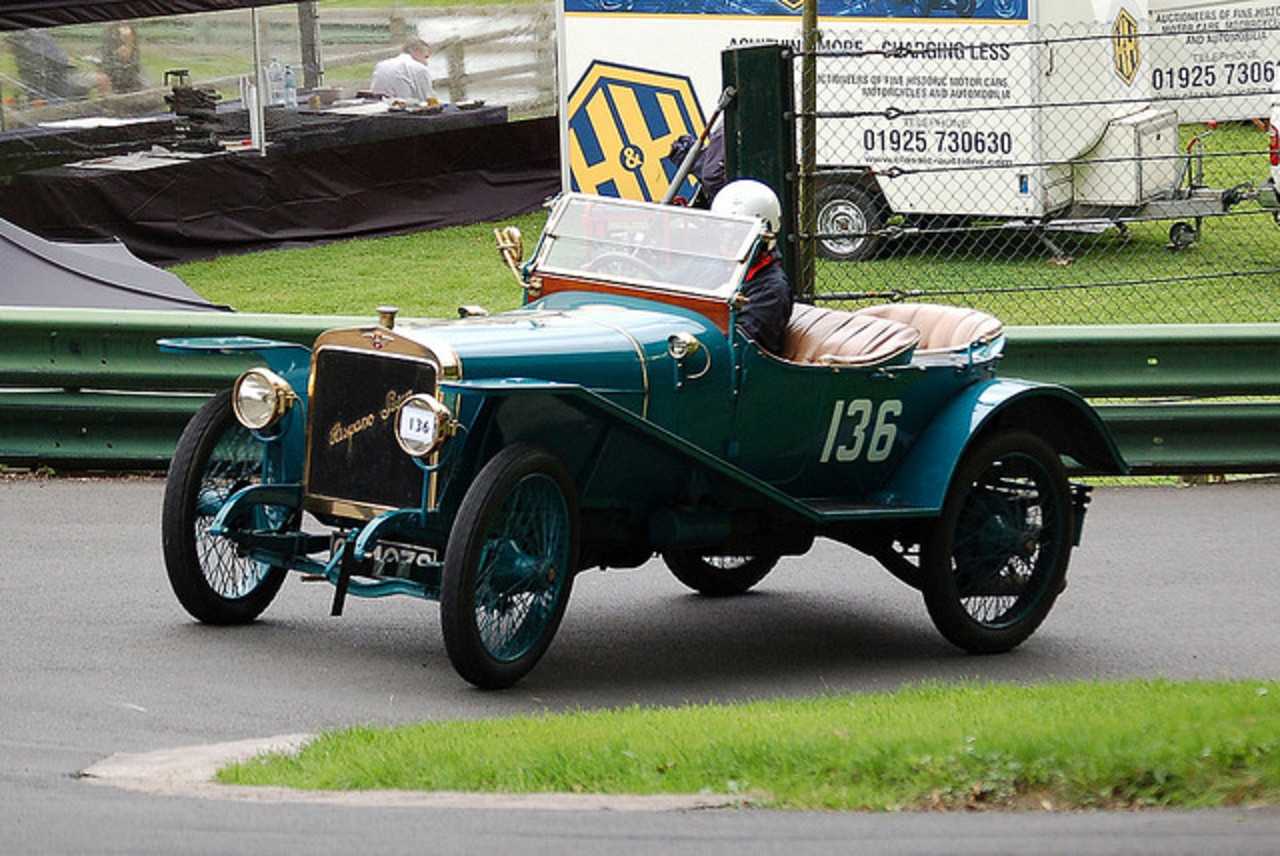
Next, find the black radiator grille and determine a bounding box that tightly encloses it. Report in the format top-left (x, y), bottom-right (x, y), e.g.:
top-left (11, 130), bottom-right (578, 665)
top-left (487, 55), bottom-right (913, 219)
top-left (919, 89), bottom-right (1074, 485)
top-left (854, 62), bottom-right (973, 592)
top-left (305, 347), bottom-right (438, 516)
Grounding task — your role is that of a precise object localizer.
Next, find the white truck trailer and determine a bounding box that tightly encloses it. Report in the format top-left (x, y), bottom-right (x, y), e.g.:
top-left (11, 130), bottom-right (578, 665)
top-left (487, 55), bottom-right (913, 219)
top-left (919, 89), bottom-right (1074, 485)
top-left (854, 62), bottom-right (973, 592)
top-left (1149, 0), bottom-right (1280, 123)
top-left (558, 0), bottom-right (1277, 258)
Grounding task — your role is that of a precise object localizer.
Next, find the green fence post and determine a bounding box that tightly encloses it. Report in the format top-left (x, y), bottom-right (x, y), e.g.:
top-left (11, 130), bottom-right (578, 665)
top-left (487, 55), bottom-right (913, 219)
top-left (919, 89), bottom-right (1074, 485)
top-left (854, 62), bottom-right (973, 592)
top-left (721, 44), bottom-right (798, 291)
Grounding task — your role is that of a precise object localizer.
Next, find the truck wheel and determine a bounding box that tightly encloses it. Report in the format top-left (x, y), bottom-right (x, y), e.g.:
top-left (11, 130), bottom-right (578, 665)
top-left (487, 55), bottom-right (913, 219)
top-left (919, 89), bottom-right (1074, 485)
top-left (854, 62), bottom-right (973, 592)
top-left (816, 184), bottom-right (886, 261)
top-left (661, 551), bottom-right (780, 596)
top-left (921, 430), bottom-right (1073, 654)
top-left (441, 444), bottom-right (579, 689)
top-left (161, 389), bottom-right (290, 624)
top-left (1168, 221), bottom-right (1198, 249)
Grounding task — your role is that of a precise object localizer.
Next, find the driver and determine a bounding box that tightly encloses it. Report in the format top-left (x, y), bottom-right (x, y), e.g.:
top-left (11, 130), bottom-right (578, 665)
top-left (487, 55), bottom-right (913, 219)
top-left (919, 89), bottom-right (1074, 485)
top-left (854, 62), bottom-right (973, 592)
top-left (710, 180), bottom-right (793, 356)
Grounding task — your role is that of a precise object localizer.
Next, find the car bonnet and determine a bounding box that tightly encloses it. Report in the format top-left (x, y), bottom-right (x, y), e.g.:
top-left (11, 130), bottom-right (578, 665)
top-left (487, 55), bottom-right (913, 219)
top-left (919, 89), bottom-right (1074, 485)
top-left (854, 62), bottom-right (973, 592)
top-left (386, 299), bottom-right (719, 394)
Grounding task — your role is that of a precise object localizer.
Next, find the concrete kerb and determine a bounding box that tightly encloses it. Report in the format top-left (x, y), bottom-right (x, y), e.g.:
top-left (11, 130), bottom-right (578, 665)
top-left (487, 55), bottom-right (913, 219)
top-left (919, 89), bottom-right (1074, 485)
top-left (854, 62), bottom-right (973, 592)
top-left (78, 735), bottom-right (743, 811)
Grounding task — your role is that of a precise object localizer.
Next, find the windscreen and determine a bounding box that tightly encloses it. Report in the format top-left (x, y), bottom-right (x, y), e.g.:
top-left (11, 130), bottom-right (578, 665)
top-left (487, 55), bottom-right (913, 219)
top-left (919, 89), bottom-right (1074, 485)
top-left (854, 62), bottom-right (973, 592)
top-left (536, 194), bottom-right (760, 296)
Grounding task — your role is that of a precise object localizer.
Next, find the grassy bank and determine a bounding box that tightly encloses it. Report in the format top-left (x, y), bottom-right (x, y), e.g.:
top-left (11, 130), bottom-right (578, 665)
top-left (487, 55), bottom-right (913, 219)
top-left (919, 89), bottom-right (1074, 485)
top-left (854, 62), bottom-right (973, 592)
top-left (220, 679), bottom-right (1280, 811)
top-left (174, 212), bottom-right (544, 317)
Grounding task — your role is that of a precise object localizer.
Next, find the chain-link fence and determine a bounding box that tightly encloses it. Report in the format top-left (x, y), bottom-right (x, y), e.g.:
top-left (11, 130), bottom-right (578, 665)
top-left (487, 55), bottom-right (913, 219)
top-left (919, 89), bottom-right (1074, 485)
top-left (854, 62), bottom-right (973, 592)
top-left (795, 22), bottom-right (1280, 325)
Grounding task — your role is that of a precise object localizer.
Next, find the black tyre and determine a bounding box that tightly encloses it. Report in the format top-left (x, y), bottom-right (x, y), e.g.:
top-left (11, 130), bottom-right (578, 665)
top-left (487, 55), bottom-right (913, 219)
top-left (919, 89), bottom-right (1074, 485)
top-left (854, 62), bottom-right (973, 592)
top-left (441, 444), bottom-right (579, 689)
top-left (661, 551), bottom-right (780, 596)
top-left (921, 430), bottom-right (1073, 654)
top-left (161, 389), bottom-right (290, 624)
top-left (815, 183), bottom-right (886, 261)
top-left (1169, 221), bottom-right (1197, 249)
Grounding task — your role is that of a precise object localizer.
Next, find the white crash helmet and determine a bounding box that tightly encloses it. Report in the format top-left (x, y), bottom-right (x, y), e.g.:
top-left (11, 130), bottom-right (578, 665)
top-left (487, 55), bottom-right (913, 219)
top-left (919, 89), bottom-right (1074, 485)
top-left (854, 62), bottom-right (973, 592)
top-left (711, 179), bottom-right (781, 240)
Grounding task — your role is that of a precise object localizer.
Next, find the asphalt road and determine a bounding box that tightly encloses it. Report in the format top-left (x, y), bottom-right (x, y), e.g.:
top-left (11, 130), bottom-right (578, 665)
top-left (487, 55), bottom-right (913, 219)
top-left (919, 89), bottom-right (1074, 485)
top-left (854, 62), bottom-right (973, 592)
top-left (3, 476), bottom-right (1279, 854)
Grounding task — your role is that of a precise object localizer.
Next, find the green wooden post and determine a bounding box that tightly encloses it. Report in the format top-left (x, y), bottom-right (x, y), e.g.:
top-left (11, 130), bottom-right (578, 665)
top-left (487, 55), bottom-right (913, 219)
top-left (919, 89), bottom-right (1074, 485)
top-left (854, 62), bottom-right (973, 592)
top-left (721, 44), bottom-right (797, 291)
top-left (799, 0), bottom-right (818, 302)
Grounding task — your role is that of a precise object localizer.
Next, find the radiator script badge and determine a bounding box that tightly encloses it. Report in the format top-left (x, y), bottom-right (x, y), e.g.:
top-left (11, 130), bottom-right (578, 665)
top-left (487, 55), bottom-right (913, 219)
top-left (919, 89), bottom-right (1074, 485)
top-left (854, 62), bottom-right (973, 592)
top-left (328, 389), bottom-right (414, 450)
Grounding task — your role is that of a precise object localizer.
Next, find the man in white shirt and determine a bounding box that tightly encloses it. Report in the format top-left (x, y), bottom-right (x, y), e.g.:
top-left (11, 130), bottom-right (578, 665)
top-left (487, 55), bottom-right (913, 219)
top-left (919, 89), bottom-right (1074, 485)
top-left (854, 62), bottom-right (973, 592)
top-left (369, 38), bottom-right (436, 102)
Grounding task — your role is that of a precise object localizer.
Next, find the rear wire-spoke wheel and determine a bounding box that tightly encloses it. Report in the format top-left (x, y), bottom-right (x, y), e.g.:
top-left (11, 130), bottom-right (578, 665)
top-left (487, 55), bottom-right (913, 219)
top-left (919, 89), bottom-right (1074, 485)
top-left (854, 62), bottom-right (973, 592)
top-left (161, 389), bottom-right (291, 624)
top-left (441, 445), bottom-right (579, 689)
top-left (922, 430), bottom-right (1073, 653)
top-left (661, 551), bottom-right (780, 596)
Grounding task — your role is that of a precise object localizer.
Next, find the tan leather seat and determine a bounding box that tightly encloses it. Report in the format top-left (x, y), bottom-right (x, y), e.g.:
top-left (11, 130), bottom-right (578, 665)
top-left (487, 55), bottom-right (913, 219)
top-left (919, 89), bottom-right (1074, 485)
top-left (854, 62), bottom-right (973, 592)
top-left (781, 303), bottom-right (919, 367)
top-left (854, 303), bottom-right (1003, 354)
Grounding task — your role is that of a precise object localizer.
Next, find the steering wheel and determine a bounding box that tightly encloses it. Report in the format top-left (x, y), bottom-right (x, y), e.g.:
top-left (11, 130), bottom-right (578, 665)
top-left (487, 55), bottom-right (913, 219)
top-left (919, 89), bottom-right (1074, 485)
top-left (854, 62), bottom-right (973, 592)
top-left (582, 252), bottom-right (661, 280)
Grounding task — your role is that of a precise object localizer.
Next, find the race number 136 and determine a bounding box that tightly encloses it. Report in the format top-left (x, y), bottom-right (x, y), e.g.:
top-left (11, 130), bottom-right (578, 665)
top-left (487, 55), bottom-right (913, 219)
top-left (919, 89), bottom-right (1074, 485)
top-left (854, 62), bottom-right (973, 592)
top-left (820, 399), bottom-right (903, 464)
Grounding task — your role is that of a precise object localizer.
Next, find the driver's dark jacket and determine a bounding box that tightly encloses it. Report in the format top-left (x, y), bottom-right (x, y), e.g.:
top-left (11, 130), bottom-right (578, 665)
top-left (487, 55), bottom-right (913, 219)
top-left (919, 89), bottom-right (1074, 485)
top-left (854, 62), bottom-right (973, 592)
top-left (737, 250), bottom-right (793, 356)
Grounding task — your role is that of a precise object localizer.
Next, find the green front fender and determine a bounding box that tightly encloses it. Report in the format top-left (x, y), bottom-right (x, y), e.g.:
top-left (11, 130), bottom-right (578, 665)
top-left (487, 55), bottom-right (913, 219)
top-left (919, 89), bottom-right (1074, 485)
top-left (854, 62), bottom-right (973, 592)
top-left (159, 335), bottom-right (313, 485)
top-left (875, 379), bottom-right (1128, 513)
top-left (157, 335), bottom-right (313, 393)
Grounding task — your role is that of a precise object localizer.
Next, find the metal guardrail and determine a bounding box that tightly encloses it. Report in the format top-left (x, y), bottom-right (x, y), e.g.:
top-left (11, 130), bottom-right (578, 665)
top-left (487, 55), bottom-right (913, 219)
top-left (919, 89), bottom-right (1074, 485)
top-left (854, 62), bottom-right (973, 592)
top-left (2, 307), bottom-right (1278, 474)
top-left (0, 307), bottom-right (361, 469)
top-left (1000, 325), bottom-right (1280, 475)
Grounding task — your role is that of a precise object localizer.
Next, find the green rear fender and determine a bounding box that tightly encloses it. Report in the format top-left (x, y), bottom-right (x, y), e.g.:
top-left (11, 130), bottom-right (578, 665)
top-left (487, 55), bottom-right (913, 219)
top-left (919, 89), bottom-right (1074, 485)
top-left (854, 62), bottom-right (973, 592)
top-left (876, 379), bottom-right (1128, 512)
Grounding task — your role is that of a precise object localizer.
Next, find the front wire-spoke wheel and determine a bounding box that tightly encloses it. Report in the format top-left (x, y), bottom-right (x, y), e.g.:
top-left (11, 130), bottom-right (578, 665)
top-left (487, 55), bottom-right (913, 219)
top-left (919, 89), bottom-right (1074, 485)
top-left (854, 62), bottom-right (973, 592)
top-left (161, 389), bottom-right (292, 624)
top-left (922, 430), bottom-right (1073, 653)
top-left (441, 445), bottom-right (579, 689)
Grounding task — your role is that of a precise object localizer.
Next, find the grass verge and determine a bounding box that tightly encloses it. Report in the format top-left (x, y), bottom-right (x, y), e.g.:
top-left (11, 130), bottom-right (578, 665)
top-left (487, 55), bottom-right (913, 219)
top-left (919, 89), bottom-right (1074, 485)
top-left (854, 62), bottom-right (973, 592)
top-left (218, 679), bottom-right (1279, 811)
top-left (173, 213), bottom-right (544, 317)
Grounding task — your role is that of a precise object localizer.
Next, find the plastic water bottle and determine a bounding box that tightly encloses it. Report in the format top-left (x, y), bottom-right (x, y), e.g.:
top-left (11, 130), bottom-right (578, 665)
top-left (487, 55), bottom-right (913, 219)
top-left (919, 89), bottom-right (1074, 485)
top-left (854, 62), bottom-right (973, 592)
top-left (283, 65), bottom-right (298, 109)
top-left (267, 58), bottom-right (284, 106)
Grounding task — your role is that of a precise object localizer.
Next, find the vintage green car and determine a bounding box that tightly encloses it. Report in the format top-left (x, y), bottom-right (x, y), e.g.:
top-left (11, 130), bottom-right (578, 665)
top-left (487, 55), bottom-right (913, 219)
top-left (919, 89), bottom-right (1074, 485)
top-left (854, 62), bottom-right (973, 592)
top-left (161, 193), bottom-right (1125, 688)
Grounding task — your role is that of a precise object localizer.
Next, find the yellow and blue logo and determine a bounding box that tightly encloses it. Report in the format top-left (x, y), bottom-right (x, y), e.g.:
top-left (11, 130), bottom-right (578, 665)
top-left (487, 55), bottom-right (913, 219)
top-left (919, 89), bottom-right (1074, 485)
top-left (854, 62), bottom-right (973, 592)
top-left (1111, 8), bottom-right (1141, 86)
top-left (566, 61), bottom-right (706, 201)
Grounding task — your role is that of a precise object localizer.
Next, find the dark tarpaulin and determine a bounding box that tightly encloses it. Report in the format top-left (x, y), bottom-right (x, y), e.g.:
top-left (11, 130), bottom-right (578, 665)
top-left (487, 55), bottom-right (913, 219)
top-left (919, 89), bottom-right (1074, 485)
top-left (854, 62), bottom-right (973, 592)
top-left (0, 116), bottom-right (561, 264)
top-left (0, 215), bottom-right (229, 310)
top-left (0, 1), bottom-right (296, 31)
